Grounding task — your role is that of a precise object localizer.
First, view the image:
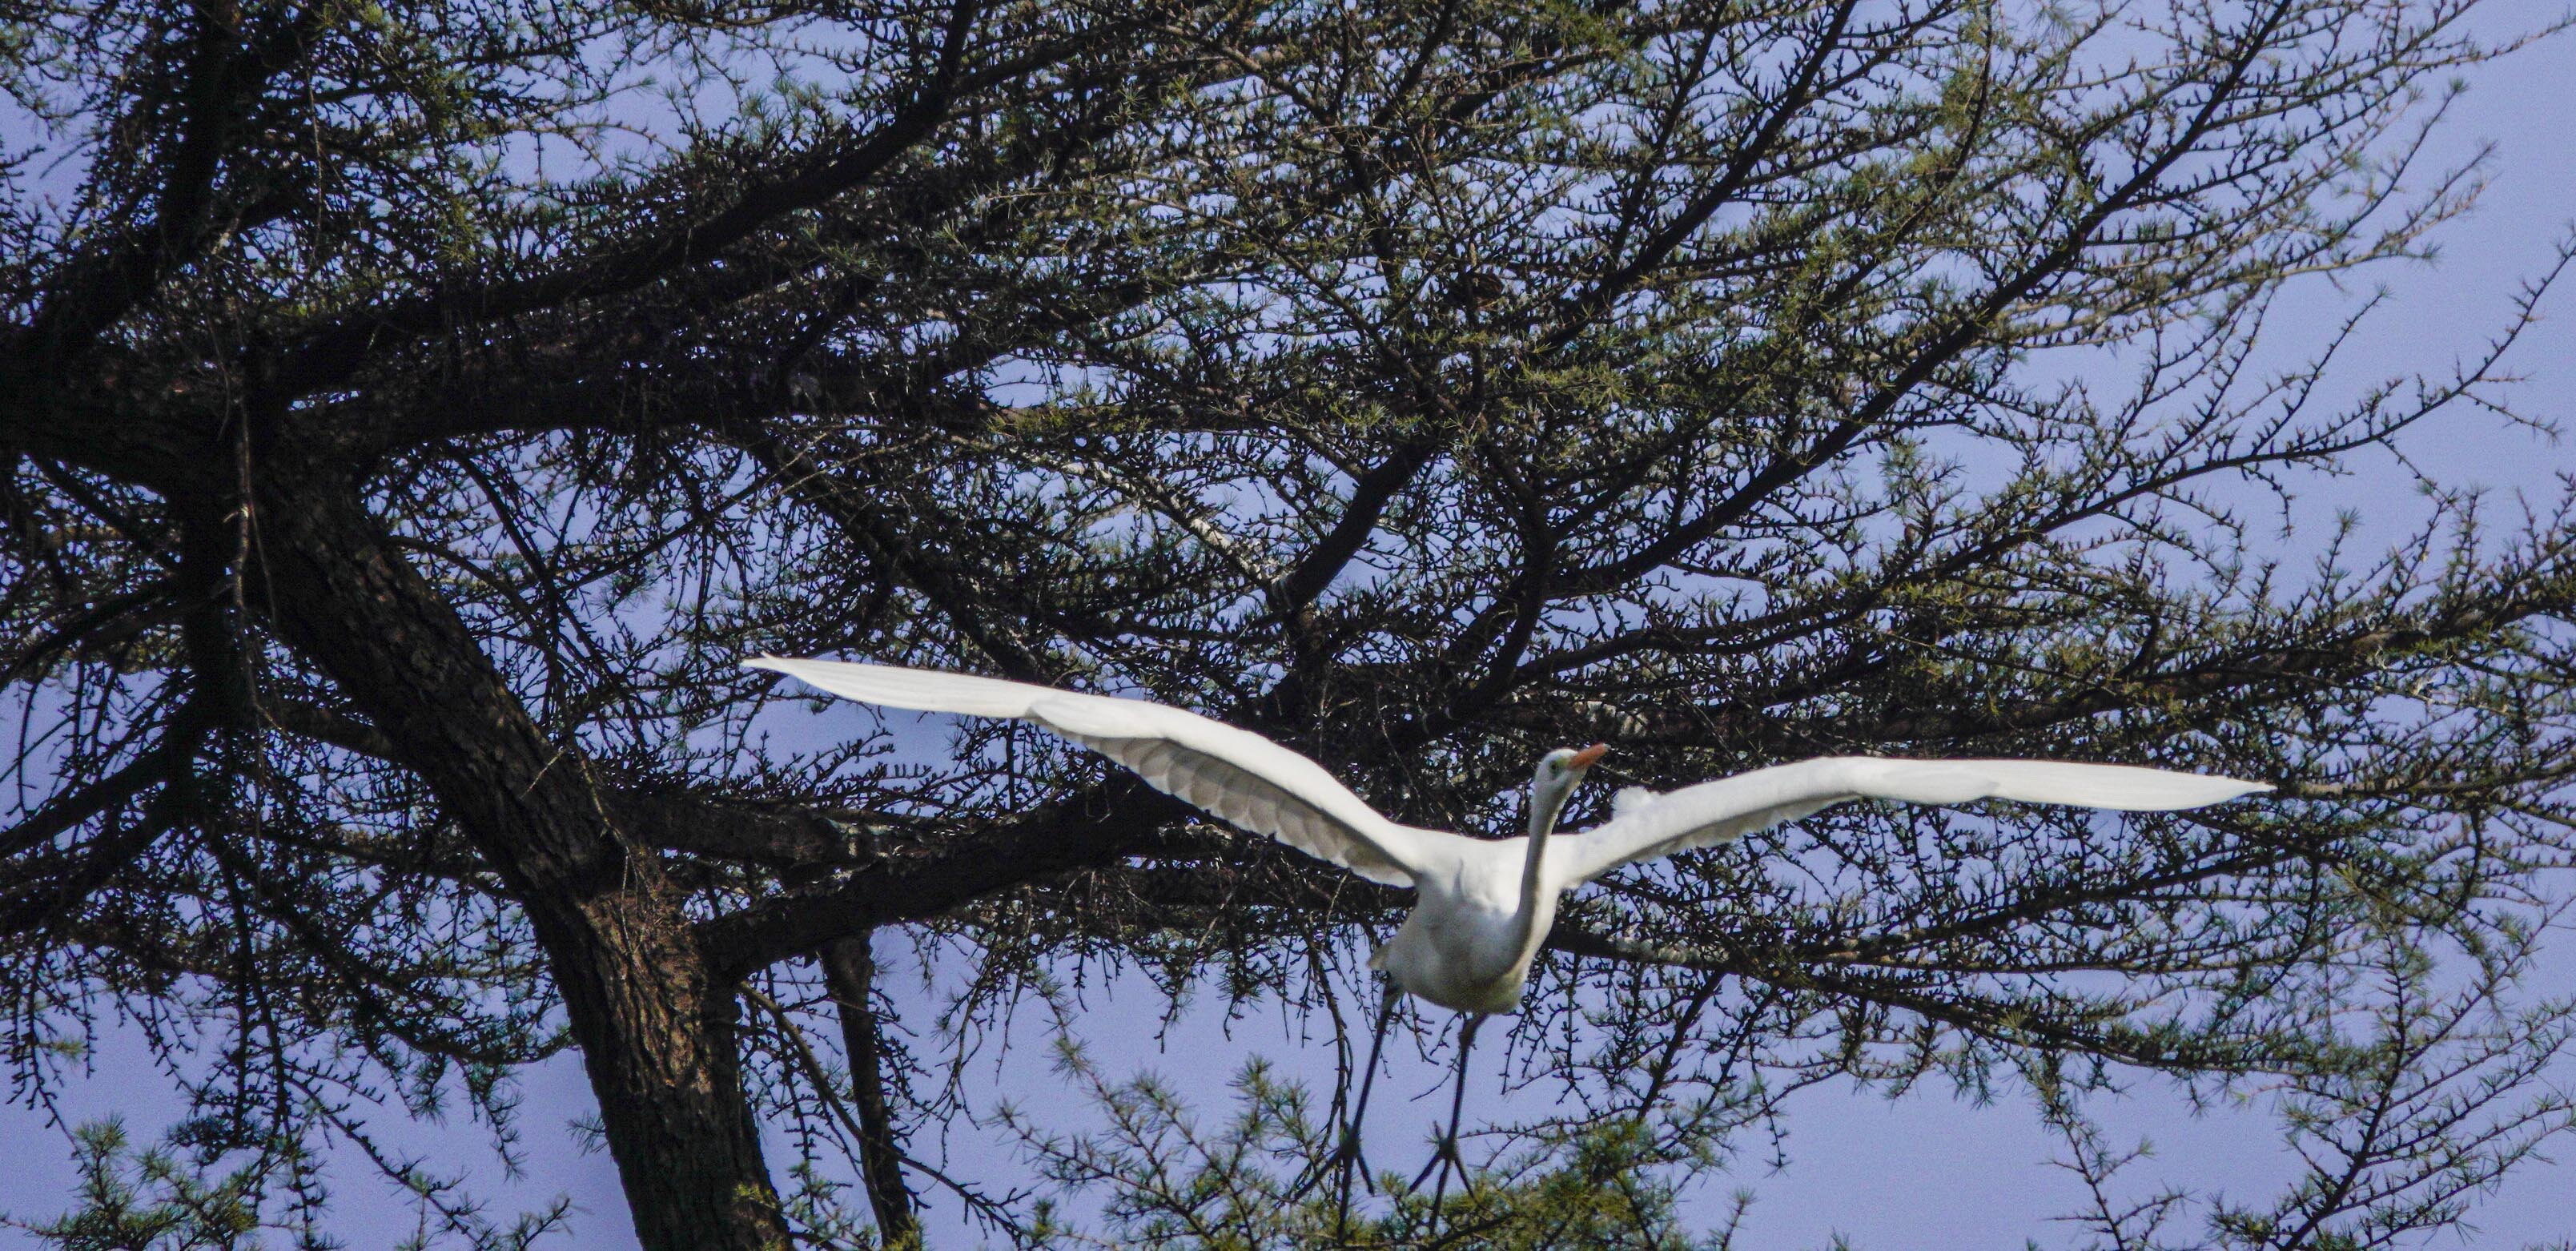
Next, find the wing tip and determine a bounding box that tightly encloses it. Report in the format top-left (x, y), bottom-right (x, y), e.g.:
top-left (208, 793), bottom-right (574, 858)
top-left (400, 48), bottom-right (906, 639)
top-left (2128, 776), bottom-right (2272, 810)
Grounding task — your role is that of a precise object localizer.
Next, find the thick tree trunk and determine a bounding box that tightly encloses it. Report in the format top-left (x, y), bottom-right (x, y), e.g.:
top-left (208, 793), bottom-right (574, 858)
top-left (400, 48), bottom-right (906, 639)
top-left (243, 465), bottom-right (788, 1251)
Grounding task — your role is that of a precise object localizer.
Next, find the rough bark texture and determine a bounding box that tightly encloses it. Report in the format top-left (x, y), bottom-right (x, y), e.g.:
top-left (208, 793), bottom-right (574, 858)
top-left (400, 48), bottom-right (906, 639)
top-left (243, 459), bottom-right (789, 1250)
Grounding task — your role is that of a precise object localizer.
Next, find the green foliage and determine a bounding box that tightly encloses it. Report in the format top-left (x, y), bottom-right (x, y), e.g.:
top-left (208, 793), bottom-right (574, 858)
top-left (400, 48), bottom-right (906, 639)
top-left (1003, 1038), bottom-right (1750, 1250)
top-left (5, 1118), bottom-right (573, 1251)
top-left (7, 1120), bottom-right (266, 1251)
top-left (2035, 921), bottom-right (2576, 1251)
top-left (5, 0), bottom-right (2576, 1244)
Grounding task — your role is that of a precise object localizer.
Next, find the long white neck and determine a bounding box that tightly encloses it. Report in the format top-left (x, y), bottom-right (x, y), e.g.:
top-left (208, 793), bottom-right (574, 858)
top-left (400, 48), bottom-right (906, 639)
top-left (1512, 785), bottom-right (1567, 965)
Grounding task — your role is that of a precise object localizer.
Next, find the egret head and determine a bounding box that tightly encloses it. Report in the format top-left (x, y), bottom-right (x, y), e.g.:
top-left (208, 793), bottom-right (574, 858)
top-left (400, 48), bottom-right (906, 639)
top-left (1530, 742), bottom-right (1610, 815)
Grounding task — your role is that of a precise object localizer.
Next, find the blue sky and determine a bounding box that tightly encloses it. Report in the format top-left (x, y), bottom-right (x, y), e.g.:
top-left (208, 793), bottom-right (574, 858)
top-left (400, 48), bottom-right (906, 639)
top-left (6, 3), bottom-right (2574, 1246)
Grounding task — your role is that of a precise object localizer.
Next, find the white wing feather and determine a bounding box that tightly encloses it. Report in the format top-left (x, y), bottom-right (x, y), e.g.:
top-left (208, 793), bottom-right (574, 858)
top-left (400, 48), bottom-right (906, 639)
top-left (745, 657), bottom-right (1452, 887)
top-left (1550, 756), bottom-right (2269, 889)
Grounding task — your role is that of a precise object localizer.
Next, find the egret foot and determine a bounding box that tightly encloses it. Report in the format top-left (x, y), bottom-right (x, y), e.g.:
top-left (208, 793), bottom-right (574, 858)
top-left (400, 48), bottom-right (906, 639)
top-left (1408, 1013), bottom-right (1485, 1217)
top-left (1327, 986), bottom-right (1401, 1239)
top-left (1409, 1131), bottom-right (1466, 1194)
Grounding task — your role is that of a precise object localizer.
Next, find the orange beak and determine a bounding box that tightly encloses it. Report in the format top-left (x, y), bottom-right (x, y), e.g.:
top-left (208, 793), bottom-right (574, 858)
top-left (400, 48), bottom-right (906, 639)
top-left (1568, 742), bottom-right (1609, 770)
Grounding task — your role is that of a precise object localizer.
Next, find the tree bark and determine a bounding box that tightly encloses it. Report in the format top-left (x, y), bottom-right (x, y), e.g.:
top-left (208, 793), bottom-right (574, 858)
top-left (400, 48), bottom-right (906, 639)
top-left (242, 461), bottom-right (788, 1251)
top-left (822, 935), bottom-right (920, 1248)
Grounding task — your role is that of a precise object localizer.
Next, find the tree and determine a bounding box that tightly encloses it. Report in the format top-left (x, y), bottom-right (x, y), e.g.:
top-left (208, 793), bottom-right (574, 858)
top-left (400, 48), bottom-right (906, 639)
top-left (3, 0), bottom-right (2573, 1244)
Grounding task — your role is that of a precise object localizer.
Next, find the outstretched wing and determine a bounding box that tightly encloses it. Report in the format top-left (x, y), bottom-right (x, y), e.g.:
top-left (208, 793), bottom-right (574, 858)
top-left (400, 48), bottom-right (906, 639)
top-left (745, 657), bottom-right (1454, 887)
top-left (1549, 756), bottom-right (2270, 889)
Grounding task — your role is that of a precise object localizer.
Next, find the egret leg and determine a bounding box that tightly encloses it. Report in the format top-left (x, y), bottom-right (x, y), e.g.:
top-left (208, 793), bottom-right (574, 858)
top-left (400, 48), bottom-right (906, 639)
top-left (1410, 1013), bottom-right (1485, 1210)
top-left (1324, 985), bottom-right (1399, 1237)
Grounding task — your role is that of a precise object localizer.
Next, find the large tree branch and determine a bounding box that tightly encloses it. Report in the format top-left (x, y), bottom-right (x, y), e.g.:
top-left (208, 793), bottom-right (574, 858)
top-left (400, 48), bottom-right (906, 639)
top-left (274, 0), bottom-right (992, 398)
top-left (740, 432), bottom-right (1054, 679)
top-left (1787, 592), bottom-right (2570, 746)
top-left (1545, 917), bottom-right (2303, 1075)
top-left (46, 675), bottom-right (900, 873)
top-left (0, 505), bottom-right (243, 935)
top-left (1271, 432), bottom-right (1448, 621)
top-left (0, 741), bottom-right (176, 864)
top-left (19, 4), bottom-right (330, 360)
top-left (48, 911), bottom-right (566, 1068)
top-left (820, 936), bottom-right (922, 1247)
top-left (1545, 2), bottom-right (2304, 608)
top-left (1534, 0), bottom-right (1863, 356)
top-left (609, 790), bottom-right (921, 867)
top-left (242, 465), bottom-right (787, 1251)
top-left (696, 781), bottom-right (1195, 978)
top-left (0, 797), bottom-right (189, 941)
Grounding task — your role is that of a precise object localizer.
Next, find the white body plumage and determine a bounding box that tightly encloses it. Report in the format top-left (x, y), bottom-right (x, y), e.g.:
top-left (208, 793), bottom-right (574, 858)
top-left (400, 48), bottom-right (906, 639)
top-left (1372, 852), bottom-right (1565, 1014)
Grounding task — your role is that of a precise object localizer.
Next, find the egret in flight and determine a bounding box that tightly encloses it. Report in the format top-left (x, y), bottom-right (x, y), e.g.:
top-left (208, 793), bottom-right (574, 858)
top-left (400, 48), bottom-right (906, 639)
top-left (745, 656), bottom-right (2269, 1210)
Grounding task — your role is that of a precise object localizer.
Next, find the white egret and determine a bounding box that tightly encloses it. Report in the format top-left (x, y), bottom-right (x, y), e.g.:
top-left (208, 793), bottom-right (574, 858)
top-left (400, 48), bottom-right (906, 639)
top-left (744, 656), bottom-right (2270, 1209)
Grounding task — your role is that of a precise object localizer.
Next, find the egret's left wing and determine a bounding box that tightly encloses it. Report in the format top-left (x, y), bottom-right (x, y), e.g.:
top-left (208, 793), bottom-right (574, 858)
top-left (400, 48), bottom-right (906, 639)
top-left (1549, 756), bottom-right (2270, 889)
top-left (745, 656), bottom-right (1460, 887)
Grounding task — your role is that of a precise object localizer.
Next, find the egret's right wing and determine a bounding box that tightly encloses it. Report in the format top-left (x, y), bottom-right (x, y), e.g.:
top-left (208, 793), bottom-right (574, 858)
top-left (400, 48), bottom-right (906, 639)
top-left (745, 657), bottom-right (1455, 887)
top-left (1549, 756), bottom-right (2270, 889)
